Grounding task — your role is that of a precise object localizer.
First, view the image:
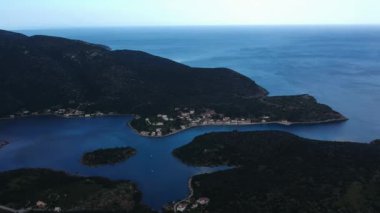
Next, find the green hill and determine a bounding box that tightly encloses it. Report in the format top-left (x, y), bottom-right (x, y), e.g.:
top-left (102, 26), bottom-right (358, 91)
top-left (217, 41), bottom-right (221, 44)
top-left (173, 131), bottom-right (380, 213)
top-left (0, 30), bottom-right (346, 135)
top-left (0, 29), bottom-right (267, 116)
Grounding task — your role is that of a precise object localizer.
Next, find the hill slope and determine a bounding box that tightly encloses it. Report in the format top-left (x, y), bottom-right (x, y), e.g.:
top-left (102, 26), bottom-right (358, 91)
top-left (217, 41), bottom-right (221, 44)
top-left (173, 131), bottom-right (380, 213)
top-left (0, 168), bottom-right (154, 212)
top-left (0, 29), bottom-right (267, 116)
top-left (0, 29), bottom-right (346, 134)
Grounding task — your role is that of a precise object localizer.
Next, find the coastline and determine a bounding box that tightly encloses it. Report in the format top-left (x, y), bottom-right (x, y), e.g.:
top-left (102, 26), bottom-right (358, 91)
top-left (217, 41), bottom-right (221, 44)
top-left (1, 113), bottom-right (348, 138)
top-left (173, 177), bottom-right (194, 213)
top-left (0, 113), bottom-right (134, 121)
top-left (129, 117), bottom-right (348, 138)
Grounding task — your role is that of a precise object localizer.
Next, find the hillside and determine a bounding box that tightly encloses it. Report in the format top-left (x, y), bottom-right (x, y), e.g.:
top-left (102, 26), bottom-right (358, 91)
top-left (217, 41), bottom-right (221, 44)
top-left (0, 29), bottom-right (267, 117)
top-left (0, 169), bottom-right (154, 212)
top-left (0, 29), bottom-right (346, 135)
top-left (173, 131), bottom-right (380, 213)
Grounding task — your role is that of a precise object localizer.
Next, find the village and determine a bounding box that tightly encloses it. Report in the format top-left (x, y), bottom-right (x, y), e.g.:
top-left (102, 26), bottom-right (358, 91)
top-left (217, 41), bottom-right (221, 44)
top-left (173, 197), bottom-right (210, 212)
top-left (0, 200), bottom-right (62, 213)
top-left (134, 107), bottom-right (280, 137)
top-left (4, 107), bottom-right (292, 138)
top-left (6, 108), bottom-right (113, 119)
top-left (161, 177), bottom-right (211, 213)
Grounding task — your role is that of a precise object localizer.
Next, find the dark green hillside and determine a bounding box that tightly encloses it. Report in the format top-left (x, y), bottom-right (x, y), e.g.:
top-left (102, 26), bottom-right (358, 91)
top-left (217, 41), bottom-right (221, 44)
top-left (0, 29), bottom-right (346, 128)
top-left (173, 131), bottom-right (380, 213)
top-left (0, 169), bottom-right (154, 212)
top-left (0, 29), bottom-right (266, 116)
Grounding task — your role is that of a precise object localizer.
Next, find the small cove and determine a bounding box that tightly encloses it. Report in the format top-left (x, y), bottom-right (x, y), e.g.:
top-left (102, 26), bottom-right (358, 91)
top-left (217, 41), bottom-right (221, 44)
top-left (0, 115), bottom-right (364, 209)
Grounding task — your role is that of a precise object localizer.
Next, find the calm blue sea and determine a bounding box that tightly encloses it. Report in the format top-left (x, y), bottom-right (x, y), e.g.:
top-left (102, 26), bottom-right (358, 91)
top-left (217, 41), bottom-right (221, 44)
top-left (1, 26), bottom-right (380, 210)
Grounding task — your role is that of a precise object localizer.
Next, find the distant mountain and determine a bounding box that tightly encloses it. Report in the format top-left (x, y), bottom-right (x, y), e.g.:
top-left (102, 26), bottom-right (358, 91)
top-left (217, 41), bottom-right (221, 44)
top-left (0, 29), bottom-right (267, 116)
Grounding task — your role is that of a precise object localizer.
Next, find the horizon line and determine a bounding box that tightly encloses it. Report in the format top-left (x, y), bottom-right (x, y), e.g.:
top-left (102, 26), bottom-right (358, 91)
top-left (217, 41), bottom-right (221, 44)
top-left (4, 23), bottom-right (380, 31)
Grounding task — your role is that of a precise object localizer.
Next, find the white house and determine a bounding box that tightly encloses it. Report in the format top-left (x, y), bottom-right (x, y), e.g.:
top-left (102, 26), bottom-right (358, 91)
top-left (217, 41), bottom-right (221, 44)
top-left (176, 203), bottom-right (188, 212)
top-left (36, 201), bottom-right (47, 209)
top-left (197, 197), bottom-right (210, 205)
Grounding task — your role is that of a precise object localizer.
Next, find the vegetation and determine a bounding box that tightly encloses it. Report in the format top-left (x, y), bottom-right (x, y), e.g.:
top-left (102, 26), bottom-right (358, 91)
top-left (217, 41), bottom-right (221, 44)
top-left (82, 147), bottom-right (137, 166)
top-left (173, 131), bottom-right (380, 213)
top-left (0, 30), bottom-right (345, 129)
top-left (0, 29), bottom-right (266, 118)
top-left (0, 169), bottom-right (154, 212)
top-left (371, 139), bottom-right (380, 145)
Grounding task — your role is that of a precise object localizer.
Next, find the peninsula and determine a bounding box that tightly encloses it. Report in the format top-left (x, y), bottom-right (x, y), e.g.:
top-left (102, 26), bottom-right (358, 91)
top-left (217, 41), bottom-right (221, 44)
top-left (130, 95), bottom-right (346, 137)
top-left (82, 147), bottom-right (137, 167)
top-left (172, 131), bottom-right (380, 213)
top-left (0, 29), bottom-right (346, 137)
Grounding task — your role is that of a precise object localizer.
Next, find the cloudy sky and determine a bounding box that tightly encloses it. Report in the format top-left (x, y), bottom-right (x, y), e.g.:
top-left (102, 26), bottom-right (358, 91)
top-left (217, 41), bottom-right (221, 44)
top-left (1, 0), bottom-right (379, 29)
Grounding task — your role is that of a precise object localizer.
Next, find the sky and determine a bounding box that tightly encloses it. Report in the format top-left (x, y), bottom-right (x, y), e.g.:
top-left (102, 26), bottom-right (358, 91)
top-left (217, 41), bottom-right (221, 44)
top-left (1, 0), bottom-right (379, 29)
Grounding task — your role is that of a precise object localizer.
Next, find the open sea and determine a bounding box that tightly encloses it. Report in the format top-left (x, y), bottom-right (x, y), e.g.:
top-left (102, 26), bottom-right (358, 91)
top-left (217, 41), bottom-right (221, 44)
top-left (1, 26), bottom-right (380, 210)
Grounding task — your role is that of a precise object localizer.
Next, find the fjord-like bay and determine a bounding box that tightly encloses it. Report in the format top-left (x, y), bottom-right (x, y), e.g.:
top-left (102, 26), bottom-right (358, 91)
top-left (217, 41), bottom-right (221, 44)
top-left (1, 26), bottom-right (380, 209)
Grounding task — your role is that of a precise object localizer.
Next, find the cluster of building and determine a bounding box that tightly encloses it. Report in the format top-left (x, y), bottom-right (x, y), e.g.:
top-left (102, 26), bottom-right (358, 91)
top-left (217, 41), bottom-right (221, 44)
top-left (138, 107), bottom-right (276, 137)
top-left (139, 113), bottom-right (175, 136)
top-left (35, 200), bottom-right (61, 212)
top-left (53, 108), bottom-right (108, 118)
top-left (0, 201), bottom-right (61, 213)
top-left (176, 197), bottom-right (210, 212)
top-left (8, 108), bottom-right (113, 119)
